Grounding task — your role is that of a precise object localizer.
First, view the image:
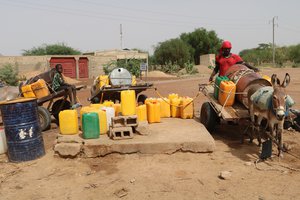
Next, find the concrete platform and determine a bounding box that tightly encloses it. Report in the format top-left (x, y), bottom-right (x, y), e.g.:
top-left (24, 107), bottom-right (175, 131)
top-left (82, 118), bottom-right (215, 157)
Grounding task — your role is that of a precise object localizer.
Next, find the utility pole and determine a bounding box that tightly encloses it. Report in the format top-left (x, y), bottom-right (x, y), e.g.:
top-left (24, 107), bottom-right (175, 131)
top-left (120, 24), bottom-right (123, 50)
top-left (272, 16), bottom-right (278, 66)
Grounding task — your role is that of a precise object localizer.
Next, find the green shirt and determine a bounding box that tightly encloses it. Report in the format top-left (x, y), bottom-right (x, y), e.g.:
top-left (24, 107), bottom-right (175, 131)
top-left (52, 72), bottom-right (64, 91)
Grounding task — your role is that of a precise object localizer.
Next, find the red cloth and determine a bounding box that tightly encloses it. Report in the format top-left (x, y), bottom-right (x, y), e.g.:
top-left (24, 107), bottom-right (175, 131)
top-left (216, 54), bottom-right (242, 76)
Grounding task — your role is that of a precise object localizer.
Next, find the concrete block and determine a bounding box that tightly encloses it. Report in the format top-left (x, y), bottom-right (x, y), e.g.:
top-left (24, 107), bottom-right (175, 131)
top-left (134, 121), bottom-right (150, 135)
top-left (111, 115), bottom-right (138, 128)
top-left (56, 134), bottom-right (84, 144)
top-left (54, 143), bottom-right (82, 157)
top-left (110, 126), bottom-right (134, 140)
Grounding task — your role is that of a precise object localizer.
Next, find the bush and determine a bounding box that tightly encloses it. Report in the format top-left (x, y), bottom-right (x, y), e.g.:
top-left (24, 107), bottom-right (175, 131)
top-left (184, 61), bottom-right (196, 74)
top-left (161, 61), bottom-right (180, 74)
top-left (292, 63), bottom-right (300, 68)
top-left (0, 64), bottom-right (19, 86)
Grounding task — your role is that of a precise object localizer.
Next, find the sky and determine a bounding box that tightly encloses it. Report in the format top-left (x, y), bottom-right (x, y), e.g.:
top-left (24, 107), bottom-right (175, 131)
top-left (0, 0), bottom-right (300, 56)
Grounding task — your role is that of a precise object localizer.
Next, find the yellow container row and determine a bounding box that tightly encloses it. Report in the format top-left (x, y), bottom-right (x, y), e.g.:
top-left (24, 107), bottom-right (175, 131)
top-left (144, 95), bottom-right (194, 123)
top-left (21, 79), bottom-right (50, 98)
top-left (58, 91), bottom-right (194, 134)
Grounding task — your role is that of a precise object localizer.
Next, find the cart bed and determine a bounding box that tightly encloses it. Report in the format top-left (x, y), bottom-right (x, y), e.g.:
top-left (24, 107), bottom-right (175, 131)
top-left (201, 84), bottom-right (249, 121)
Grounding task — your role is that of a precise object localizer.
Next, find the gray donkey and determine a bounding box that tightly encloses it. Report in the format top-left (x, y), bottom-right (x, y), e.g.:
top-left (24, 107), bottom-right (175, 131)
top-left (248, 73), bottom-right (290, 157)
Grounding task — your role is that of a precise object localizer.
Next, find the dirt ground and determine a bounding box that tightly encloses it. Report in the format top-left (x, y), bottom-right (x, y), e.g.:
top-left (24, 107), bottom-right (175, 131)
top-left (1, 67), bottom-right (300, 200)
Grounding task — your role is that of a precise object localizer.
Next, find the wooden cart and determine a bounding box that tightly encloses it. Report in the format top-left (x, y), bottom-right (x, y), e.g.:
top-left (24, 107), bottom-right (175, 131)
top-left (20, 69), bottom-right (86, 131)
top-left (199, 83), bottom-right (249, 132)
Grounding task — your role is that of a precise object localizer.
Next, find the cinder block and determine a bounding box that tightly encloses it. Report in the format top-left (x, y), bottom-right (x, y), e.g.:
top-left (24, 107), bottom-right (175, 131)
top-left (109, 126), bottom-right (134, 140)
top-left (134, 121), bottom-right (150, 135)
top-left (111, 115), bottom-right (138, 128)
top-left (111, 116), bottom-right (125, 127)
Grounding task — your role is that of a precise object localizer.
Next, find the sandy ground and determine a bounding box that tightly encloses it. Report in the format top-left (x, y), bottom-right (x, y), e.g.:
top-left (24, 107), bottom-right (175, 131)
top-left (1, 66), bottom-right (300, 199)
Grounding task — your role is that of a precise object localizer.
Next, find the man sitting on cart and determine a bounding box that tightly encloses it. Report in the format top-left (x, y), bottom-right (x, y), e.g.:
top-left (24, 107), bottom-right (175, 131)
top-left (52, 64), bottom-right (81, 109)
top-left (209, 40), bottom-right (259, 82)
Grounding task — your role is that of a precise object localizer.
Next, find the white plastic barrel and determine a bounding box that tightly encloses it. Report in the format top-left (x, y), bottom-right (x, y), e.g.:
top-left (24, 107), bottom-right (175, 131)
top-left (102, 107), bottom-right (115, 128)
top-left (0, 128), bottom-right (8, 154)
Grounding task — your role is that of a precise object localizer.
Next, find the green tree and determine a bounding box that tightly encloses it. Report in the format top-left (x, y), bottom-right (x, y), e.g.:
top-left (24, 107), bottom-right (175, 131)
top-left (0, 64), bottom-right (19, 86)
top-left (22, 43), bottom-right (81, 55)
top-left (289, 44), bottom-right (300, 63)
top-left (180, 28), bottom-right (222, 64)
top-left (239, 43), bottom-right (291, 66)
top-left (153, 38), bottom-right (192, 67)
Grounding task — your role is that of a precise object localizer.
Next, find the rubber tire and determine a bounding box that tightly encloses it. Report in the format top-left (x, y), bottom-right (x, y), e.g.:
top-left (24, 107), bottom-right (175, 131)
top-left (38, 106), bottom-right (51, 131)
top-left (200, 102), bottom-right (218, 132)
top-left (284, 120), bottom-right (293, 130)
top-left (52, 99), bottom-right (71, 125)
top-left (137, 94), bottom-right (148, 104)
top-left (293, 116), bottom-right (300, 132)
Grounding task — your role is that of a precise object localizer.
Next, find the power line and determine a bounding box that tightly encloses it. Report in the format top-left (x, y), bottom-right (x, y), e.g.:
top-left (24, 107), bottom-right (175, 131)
top-left (280, 25), bottom-right (300, 33)
top-left (73, 0), bottom-right (266, 22)
top-left (0, 0), bottom-right (268, 28)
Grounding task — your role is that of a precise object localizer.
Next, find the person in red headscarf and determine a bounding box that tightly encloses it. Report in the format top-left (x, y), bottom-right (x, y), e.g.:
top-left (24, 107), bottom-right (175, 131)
top-left (209, 40), bottom-right (259, 82)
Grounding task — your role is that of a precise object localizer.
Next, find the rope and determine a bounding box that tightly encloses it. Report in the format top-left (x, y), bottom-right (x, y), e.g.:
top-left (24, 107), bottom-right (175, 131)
top-left (153, 88), bottom-right (201, 109)
top-left (254, 158), bottom-right (300, 172)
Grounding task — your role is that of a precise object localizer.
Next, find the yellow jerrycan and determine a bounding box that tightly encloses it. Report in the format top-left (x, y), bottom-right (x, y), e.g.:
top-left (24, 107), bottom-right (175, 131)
top-left (170, 97), bottom-right (181, 118)
top-left (99, 75), bottom-right (109, 88)
top-left (103, 100), bottom-right (114, 107)
top-left (146, 102), bottom-right (161, 123)
top-left (121, 90), bottom-right (136, 115)
top-left (113, 103), bottom-right (122, 116)
top-left (21, 85), bottom-right (36, 98)
top-left (218, 80), bottom-right (236, 106)
top-left (136, 104), bottom-right (147, 122)
top-left (90, 103), bottom-right (104, 109)
top-left (168, 93), bottom-right (179, 101)
top-left (180, 97), bottom-right (194, 119)
top-left (31, 79), bottom-right (50, 98)
top-left (59, 110), bottom-right (79, 135)
top-left (157, 98), bottom-right (171, 118)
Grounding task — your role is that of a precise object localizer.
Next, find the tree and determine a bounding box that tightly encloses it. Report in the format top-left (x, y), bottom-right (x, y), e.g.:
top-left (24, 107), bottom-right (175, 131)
top-left (0, 64), bottom-right (19, 86)
top-left (103, 59), bottom-right (143, 77)
top-left (289, 44), bottom-right (300, 63)
top-left (180, 28), bottom-right (222, 64)
top-left (22, 43), bottom-right (81, 55)
top-left (153, 38), bottom-right (192, 68)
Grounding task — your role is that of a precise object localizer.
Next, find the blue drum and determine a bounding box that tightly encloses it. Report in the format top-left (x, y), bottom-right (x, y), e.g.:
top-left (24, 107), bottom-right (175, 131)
top-left (0, 98), bottom-right (45, 162)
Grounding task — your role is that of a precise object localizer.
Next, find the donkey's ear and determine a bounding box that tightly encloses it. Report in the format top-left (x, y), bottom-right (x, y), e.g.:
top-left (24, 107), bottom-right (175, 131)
top-left (281, 73), bottom-right (290, 88)
top-left (271, 74), bottom-right (279, 86)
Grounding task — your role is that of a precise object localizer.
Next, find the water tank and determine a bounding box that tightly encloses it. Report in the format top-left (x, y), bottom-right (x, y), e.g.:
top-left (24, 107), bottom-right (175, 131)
top-left (109, 68), bottom-right (132, 86)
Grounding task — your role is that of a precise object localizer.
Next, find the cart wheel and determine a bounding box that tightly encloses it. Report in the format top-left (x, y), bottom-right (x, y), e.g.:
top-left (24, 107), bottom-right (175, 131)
top-left (91, 97), bottom-right (100, 104)
top-left (38, 106), bottom-right (51, 131)
top-left (52, 99), bottom-right (71, 125)
top-left (293, 116), bottom-right (300, 132)
top-left (284, 120), bottom-right (293, 129)
top-left (200, 102), bottom-right (218, 132)
top-left (137, 94), bottom-right (147, 104)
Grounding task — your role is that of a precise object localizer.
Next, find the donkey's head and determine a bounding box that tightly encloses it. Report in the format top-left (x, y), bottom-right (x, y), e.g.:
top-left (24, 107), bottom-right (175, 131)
top-left (271, 73), bottom-right (290, 120)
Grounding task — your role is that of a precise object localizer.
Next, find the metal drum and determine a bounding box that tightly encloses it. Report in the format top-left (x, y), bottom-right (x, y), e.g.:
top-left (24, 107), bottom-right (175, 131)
top-left (109, 68), bottom-right (132, 86)
top-left (225, 64), bottom-right (272, 108)
top-left (0, 98), bottom-right (45, 162)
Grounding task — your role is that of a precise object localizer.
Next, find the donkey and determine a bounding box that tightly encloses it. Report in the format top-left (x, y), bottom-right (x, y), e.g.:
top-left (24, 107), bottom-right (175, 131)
top-left (247, 73), bottom-right (290, 157)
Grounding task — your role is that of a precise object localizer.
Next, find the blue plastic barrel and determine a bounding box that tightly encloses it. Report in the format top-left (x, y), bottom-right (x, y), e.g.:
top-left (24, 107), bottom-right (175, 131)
top-left (0, 98), bottom-right (45, 162)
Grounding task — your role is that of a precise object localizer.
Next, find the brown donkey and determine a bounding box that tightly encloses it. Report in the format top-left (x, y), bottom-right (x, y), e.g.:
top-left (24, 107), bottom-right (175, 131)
top-left (248, 73), bottom-right (290, 157)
